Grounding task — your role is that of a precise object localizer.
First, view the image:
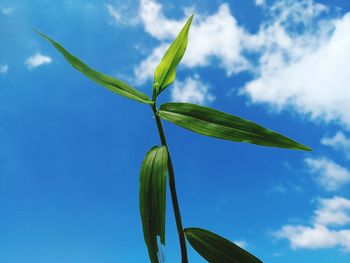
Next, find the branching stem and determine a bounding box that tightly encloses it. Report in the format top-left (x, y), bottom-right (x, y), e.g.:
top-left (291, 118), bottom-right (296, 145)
top-left (151, 102), bottom-right (188, 263)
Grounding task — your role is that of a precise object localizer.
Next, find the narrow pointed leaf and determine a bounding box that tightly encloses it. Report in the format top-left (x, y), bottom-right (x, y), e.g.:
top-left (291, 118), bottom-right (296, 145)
top-left (139, 146), bottom-right (168, 263)
top-left (159, 103), bottom-right (311, 150)
top-left (152, 15), bottom-right (193, 99)
top-left (185, 228), bottom-right (263, 263)
top-left (35, 30), bottom-right (152, 104)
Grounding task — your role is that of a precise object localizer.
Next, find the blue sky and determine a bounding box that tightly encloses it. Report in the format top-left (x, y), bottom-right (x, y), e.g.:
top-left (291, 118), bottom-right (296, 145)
top-left (1, 0), bottom-right (350, 262)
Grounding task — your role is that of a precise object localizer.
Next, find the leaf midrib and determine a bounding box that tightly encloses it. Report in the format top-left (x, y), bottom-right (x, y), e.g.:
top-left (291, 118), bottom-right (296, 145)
top-left (158, 31), bottom-right (187, 93)
top-left (159, 110), bottom-right (287, 143)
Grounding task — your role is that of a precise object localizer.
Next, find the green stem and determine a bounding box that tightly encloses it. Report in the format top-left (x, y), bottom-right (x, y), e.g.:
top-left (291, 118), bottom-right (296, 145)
top-left (151, 103), bottom-right (188, 263)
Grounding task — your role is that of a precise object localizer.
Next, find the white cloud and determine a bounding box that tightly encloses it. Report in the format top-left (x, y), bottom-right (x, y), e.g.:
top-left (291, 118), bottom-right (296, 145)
top-left (244, 0), bottom-right (329, 59)
top-left (136, 0), bottom-right (249, 84)
top-left (181, 4), bottom-right (248, 72)
top-left (243, 1), bottom-right (350, 130)
top-left (139, 0), bottom-right (185, 40)
top-left (314, 197), bottom-right (350, 226)
top-left (0, 64), bottom-right (8, 74)
top-left (25, 53), bottom-right (52, 69)
top-left (305, 157), bottom-right (350, 191)
top-left (255, 0), bottom-right (266, 6)
top-left (276, 196), bottom-right (350, 251)
top-left (276, 225), bottom-right (343, 250)
top-left (171, 75), bottom-right (215, 104)
top-left (322, 132), bottom-right (350, 159)
top-left (1, 7), bottom-right (13, 15)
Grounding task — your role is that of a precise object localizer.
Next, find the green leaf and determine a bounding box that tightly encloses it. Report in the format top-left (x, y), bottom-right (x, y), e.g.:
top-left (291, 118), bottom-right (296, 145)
top-left (158, 103), bottom-right (311, 151)
top-left (152, 15), bottom-right (193, 99)
top-left (185, 228), bottom-right (263, 263)
top-left (139, 146), bottom-right (168, 263)
top-left (34, 30), bottom-right (152, 104)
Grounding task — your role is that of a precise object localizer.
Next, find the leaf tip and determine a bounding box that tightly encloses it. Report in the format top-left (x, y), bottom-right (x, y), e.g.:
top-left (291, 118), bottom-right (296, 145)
top-left (292, 141), bottom-right (312, 151)
top-left (33, 29), bottom-right (50, 42)
top-left (187, 14), bottom-right (194, 26)
top-left (33, 28), bottom-right (43, 36)
top-left (33, 28), bottom-right (42, 36)
top-left (300, 144), bottom-right (312, 151)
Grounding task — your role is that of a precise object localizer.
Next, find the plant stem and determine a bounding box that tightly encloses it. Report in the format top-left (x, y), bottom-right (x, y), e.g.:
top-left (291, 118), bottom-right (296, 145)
top-left (151, 103), bottom-right (188, 263)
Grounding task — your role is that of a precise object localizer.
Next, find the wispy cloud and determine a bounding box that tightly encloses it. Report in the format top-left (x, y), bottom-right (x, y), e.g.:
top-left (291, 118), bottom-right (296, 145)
top-left (275, 196), bottom-right (350, 251)
top-left (0, 64), bottom-right (9, 74)
top-left (322, 132), bottom-right (350, 159)
top-left (1, 7), bottom-right (13, 15)
top-left (106, 4), bottom-right (122, 23)
top-left (234, 240), bottom-right (247, 249)
top-left (255, 0), bottom-right (266, 6)
top-left (106, 3), bottom-right (139, 26)
top-left (305, 157), bottom-right (350, 191)
top-left (25, 53), bottom-right (52, 70)
top-left (171, 75), bottom-right (215, 105)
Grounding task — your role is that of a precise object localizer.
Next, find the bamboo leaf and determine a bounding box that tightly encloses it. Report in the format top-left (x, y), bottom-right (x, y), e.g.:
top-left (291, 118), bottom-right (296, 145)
top-left (152, 15), bottom-right (193, 99)
top-left (139, 146), bottom-right (168, 263)
top-left (185, 228), bottom-right (263, 263)
top-left (158, 103), bottom-right (311, 151)
top-left (35, 30), bottom-right (152, 104)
